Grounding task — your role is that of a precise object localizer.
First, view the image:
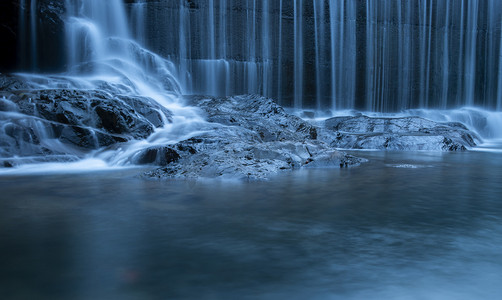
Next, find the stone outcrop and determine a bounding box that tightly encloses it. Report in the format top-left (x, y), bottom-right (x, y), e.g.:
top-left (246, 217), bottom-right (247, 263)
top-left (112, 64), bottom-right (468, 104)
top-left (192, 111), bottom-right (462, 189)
top-left (2, 71), bottom-right (481, 179)
top-left (145, 95), bottom-right (364, 180)
top-left (320, 115), bottom-right (479, 151)
top-left (0, 75), bottom-right (172, 165)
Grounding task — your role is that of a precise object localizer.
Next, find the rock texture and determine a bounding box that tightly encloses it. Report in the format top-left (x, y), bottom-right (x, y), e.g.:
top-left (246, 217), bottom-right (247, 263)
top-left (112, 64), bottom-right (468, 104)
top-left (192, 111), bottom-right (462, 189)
top-left (1, 74), bottom-right (365, 178)
top-left (321, 115), bottom-right (479, 151)
top-left (0, 75), bottom-right (172, 165)
top-left (145, 95), bottom-right (365, 180)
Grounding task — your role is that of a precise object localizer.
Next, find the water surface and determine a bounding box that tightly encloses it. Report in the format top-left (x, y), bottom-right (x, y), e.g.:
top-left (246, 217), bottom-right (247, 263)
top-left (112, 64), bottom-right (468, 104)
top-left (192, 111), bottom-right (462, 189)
top-left (1, 148), bottom-right (502, 299)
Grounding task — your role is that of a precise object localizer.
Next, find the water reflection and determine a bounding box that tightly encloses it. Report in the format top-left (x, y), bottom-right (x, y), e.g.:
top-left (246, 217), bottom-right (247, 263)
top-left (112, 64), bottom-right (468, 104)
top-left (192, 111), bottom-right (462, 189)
top-left (1, 150), bottom-right (502, 299)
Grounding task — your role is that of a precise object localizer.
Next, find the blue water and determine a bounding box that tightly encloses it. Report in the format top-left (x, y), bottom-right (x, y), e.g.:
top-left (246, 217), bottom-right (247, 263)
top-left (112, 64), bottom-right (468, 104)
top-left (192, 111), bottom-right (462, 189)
top-left (1, 147), bottom-right (502, 299)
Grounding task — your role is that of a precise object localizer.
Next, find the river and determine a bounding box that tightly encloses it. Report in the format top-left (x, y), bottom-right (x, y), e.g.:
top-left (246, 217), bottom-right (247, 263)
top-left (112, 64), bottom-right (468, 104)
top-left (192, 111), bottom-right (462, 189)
top-left (1, 144), bottom-right (501, 299)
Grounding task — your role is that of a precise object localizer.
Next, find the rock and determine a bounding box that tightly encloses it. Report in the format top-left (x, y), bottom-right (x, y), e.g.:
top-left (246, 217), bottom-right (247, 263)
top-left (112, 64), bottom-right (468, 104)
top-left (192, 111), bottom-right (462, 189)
top-left (0, 76), bottom-right (173, 160)
top-left (134, 146), bottom-right (181, 166)
top-left (321, 115), bottom-right (479, 151)
top-left (185, 94), bottom-right (318, 141)
top-left (1, 83), bottom-right (366, 178)
top-left (145, 96), bottom-right (365, 180)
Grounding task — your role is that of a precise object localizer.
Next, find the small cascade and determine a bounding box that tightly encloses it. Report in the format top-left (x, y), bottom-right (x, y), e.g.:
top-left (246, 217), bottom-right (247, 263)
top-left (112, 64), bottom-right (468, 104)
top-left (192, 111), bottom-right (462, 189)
top-left (131, 0), bottom-right (146, 46)
top-left (4, 0), bottom-right (205, 169)
top-left (276, 0), bottom-right (283, 103)
top-left (440, 0), bottom-right (450, 109)
top-left (294, 0), bottom-right (303, 109)
top-left (261, 0), bottom-right (271, 98)
top-left (246, 0), bottom-right (258, 95)
top-left (18, 0), bottom-right (38, 71)
top-left (178, 0), bottom-right (192, 93)
top-left (405, 108), bottom-right (502, 140)
top-left (313, 0), bottom-right (323, 110)
top-left (63, 0), bottom-right (185, 99)
top-left (30, 0), bottom-right (37, 70)
top-left (330, 0), bottom-right (356, 111)
top-left (18, 0), bottom-right (26, 69)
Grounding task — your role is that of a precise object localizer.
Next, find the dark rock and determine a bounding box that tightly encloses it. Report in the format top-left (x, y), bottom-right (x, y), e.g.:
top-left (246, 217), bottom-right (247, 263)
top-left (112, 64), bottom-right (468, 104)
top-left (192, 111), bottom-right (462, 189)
top-left (321, 115), bottom-right (479, 151)
top-left (2, 160), bottom-right (14, 168)
top-left (186, 94), bottom-right (318, 141)
top-left (0, 76), bottom-right (173, 161)
top-left (134, 147), bottom-right (181, 166)
top-left (145, 95), bottom-right (365, 180)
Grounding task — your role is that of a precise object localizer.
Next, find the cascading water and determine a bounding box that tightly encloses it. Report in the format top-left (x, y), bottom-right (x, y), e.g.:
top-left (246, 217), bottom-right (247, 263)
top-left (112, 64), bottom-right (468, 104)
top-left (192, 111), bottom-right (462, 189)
top-left (18, 0), bottom-right (38, 71)
top-left (2, 0), bottom-right (206, 170)
top-left (140, 1), bottom-right (502, 115)
top-left (131, 0), bottom-right (146, 46)
top-left (4, 0), bottom-right (502, 168)
top-left (134, 0), bottom-right (500, 138)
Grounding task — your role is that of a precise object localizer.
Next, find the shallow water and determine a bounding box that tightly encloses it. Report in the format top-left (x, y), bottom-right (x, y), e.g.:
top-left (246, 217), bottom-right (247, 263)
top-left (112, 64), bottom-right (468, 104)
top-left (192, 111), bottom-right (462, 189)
top-left (1, 147), bottom-right (502, 300)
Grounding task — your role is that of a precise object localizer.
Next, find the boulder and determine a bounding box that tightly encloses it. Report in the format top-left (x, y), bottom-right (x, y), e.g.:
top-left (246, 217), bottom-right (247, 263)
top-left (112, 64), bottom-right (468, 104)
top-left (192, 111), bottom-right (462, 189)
top-left (185, 94), bottom-right (318, 141)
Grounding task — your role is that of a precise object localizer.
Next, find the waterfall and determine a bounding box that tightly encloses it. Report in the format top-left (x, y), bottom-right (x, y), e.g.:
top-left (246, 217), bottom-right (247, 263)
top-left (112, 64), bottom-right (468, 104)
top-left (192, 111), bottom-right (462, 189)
top-left (14, 0), bottom-right (502, 113)
top-left (7, 0), bottom-right (206, 168)
top-left (247, 0), bottom-right (258, 95)
top-left (464, 0), bottom-right (479, 106)
top-left (276, 0), bottom-right (283, 103)
top-left (440, 0), bottom-right (450, 109)
top-left (63, 0), bottom-right (184, 99)
top-left (178, 0), bottom-right (192, 93)
top-left (313, 0), bottom-right (323, 110)
top-left (294, 0), bottom-right (303, 109)
top-left (262, 0), bottom-right (271, 98)
top-left (65, 0), bottom-right (129, 72)
top-left (30, 0), bottom-right (37, 70)
top-left (132, 0), bottom-right (146, 46)
top-left (18, 0), bottom-right (38, 71)
top-left (329, 1), bottom-right (337, 110)
top-left (18, 0), bottom-right (26, 70)
top-left (5, 0), bottom-right (502, 171)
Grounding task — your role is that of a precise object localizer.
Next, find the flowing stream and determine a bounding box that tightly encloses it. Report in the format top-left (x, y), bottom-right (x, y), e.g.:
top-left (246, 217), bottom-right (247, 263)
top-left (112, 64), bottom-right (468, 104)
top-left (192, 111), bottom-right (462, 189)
top-left (2, 2), bottom-right (502, 298)
top-left (1, 148), bottom-right (502, 299)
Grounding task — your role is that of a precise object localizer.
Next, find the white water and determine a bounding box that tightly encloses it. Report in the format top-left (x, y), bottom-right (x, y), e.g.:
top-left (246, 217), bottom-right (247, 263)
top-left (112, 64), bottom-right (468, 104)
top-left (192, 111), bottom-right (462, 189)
top-left (294, 0), bottom-right (303, 109)
top-left (18, 0), bottom-right (38, 70)
top-left (3, 0), bottom-right (206, 173)
top-left (5, 0), bottom-right (502, 174)
top-left (153, 1), bottom-right (502, 112)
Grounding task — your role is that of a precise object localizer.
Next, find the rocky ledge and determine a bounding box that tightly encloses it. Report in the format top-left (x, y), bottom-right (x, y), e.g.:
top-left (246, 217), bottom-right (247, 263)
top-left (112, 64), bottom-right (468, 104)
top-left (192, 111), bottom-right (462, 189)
top-left (144, 95), bottom-right (364, 180)
top-left (0, 74), bottom-right (172, 165)
top-left (319, 115), bottom-right (479, 151)
top-left (1, 73), bottom-right (481, 179)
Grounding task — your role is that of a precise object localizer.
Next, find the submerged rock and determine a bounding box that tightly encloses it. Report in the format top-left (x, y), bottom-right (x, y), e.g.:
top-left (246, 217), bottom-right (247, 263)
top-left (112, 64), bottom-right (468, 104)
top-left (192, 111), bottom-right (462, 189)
top-left (321, 115), bottom-right (479, 151)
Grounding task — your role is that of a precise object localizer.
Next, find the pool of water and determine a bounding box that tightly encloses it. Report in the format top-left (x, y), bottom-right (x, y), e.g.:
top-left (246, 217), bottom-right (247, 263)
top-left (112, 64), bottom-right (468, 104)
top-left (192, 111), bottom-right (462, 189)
top-left (1, 147), bottom-right (502, 299)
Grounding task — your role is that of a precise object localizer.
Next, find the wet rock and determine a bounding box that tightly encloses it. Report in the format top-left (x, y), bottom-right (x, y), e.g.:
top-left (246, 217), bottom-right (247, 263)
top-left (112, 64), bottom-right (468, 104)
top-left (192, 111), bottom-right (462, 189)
top-left (321, 115), bottom-right (479, 151)
top-left (145, 96), bottom-right (365, 180)
top-left (186, 94), bottom-right (318, 141)
top-left (134, 147), bottom-right (181, 166)
top-left (0, 76), bottom-right (173, 160)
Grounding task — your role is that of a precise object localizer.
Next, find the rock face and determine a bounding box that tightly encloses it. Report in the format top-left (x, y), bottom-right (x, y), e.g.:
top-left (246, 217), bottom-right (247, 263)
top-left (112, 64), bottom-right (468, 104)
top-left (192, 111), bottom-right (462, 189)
top-left (0, 75), bottom-right (172, 165)
top-left (321, 115), bottom-right (479, 151)
top-left (145, 95), bottom-right (364, 180)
